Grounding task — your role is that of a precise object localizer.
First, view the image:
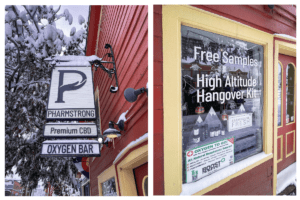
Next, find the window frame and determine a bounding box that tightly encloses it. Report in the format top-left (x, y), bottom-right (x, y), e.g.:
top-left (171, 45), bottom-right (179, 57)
top-left (115, 144), bottom-right (148, 196)
top-left (277, 61), bottom-right (284, 128)
top-left (285, 63), bottom-right (296, 126)
top-left (97, 165), bottom-right (119, 196)
top-left (273, 39), bottom-right (296, 195)
top-left (162, 5), bottom-right (274, 195)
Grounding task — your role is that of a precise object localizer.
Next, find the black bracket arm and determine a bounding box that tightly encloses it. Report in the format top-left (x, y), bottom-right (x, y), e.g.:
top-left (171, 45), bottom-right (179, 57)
top-left (90, 43), bottom-right (119, 93)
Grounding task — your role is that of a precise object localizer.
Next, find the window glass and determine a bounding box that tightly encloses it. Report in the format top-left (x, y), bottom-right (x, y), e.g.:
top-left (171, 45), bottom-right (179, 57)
top-left (181, 25), bottom-right (264, 183)
top-left (286, 64), bottom-right (295, 124)
top-left (102, 177), bottom-right (117, 196)
top-left (278, 63), bottom-right (282, 126)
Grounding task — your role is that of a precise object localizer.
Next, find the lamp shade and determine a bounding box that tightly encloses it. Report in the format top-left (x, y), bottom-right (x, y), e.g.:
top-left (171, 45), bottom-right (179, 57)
top-left (103, 121), bottom-right (121, 139)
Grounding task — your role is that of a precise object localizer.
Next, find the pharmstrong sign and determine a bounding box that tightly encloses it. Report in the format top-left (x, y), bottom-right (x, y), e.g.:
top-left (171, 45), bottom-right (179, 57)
top-left (41, 140), bottom-right (100, 157)
top-left (43, 123), bottom-right (98, 138)
top-left (185, 137), bottom-right (234, 183)
top-left (47, 66), bottom-right (96, 120)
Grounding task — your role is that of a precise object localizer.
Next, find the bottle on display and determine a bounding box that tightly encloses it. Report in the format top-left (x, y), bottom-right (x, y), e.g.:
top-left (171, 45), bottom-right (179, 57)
top-left (215, 125), bottom-right (220, 136)
top-left (221, 126), bottom-right (225, 135)
top-left (204, 124), bottom-right (209, 139)
top-left (221, 109), bottom-right (228, 121)
top-left (221, 104), bottom-right (228, 121)
top-left (200, 125), bottom-right (206, 141)
top-left (193, 129), bottom-right (200, 143)
top-left (210, 127), bottom-right (214, 137)
top-left (193, 115), bottom-right (202, 143)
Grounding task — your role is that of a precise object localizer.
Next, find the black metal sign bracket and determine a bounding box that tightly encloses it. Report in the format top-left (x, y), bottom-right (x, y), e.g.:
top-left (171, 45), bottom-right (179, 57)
top-left (90, 44), bottom-right (119, 93)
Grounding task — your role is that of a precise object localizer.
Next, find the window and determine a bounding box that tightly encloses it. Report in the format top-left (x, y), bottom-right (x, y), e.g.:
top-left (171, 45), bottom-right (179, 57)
top-left (277, 63), bottom-right (282, 126)
top-left (181, 25), bottom-right (264, 183)
top-left (286, 64), bottom-right (295, 124)
top-left (101, 177), bottom-right (117, 196)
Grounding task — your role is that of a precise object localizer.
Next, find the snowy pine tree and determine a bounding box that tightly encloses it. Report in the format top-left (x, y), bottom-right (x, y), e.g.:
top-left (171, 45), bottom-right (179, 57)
top-left (5, 5), bottom-right (88, 195)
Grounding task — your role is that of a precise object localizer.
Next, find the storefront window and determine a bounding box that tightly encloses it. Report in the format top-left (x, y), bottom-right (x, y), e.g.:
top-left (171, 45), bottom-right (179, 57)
top-left (102, 177), bottom-right (117, 196)
top-left (286, 64), bottom-right (295, 124)
top-left (278, 63), bottom-right (282, 126)
top-left (181, 25), bottom-right (264, 183)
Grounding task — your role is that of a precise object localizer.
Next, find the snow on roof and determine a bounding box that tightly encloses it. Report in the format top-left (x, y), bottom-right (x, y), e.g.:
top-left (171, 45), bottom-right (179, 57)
top-left (276, 162), bottom-right (296, 194)
top-left (274, 34), bottom-right (296, 41)
top-left (113, 133), bottom-right (148, 164)
top-left (45, 55), bottom-right (102, 67)
top-left (180, 152), bottom-right (272, 195)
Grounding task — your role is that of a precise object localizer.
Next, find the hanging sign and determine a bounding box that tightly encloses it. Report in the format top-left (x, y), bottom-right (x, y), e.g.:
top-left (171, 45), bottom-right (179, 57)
top-left (41, 140), bottom-right (100, 157)
top-left (43, 123), bottom-right (98, 138)
top-left (46, 66), bottom-right (96, 120)
top-left (185, 137), bottom-right (234, 183)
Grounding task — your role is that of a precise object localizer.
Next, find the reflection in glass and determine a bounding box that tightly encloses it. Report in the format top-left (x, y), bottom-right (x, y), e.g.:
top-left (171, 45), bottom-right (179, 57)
top-left (102, 177), bottom-right (117, 196)
top-left (278, 63), bottom-right (282, 126)
top-left (286, 64), bottom-right (295, 124)
top-left (181, 25), bottom-right (264, 183)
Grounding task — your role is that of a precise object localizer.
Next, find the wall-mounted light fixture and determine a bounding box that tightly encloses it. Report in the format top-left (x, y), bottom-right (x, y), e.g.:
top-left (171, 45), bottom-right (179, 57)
top-left (102, 120), bottom-right (125, 139)
top-left (98, 136), bottom-right (111, 147)
top-left (89, 44), bottom-right (119, 93)
top-left (124, 87), bottom-right (148, 103)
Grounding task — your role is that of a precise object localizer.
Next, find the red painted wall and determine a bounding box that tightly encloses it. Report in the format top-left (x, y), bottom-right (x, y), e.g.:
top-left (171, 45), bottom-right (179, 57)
top-left (87, 5), bottom-right (148, 196)
top-left (206, 159), bottom-right (274, 195)
top-left (153, 5), bottom-right (164, 195)
top-left (153, 5), bottom-right (296, 195)
top-left (192, 5), bottom-right (296, 37)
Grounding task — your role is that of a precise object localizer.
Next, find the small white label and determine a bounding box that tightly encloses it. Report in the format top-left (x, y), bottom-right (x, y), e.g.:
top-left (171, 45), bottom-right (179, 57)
top-left (227, 113), bottom-right (252, 132)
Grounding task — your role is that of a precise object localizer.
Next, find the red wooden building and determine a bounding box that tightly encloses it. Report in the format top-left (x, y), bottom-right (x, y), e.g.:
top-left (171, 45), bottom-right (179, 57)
top-left (86, 5), bottom-right (148, 196)
top-left (154, 5), bottom-right (296, 195)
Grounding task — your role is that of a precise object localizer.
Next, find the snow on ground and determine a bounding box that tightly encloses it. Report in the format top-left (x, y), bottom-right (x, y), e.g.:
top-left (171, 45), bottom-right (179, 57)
top-left (180, 152), bottom-right (272, 195)
top-left (276, 162), bottom-right (296, 194)
top-left (113, 133), bottom-right (148, 164)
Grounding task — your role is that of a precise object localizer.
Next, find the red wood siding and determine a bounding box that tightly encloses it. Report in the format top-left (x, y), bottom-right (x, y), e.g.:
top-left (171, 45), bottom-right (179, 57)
top-left (153, 5), bottom-right (164, 196)
top-left (88, 5), bottom-right (148, 196)
top-left (206, 159), bottom-right (274, 195)
top-left (192, 5), bottom-right (296, 37)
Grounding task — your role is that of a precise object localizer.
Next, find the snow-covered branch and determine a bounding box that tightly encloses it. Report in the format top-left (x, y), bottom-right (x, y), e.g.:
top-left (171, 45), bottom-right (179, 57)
top-left (22, 5), bottom-right (40, 33)
top-left (5, 5), bottom-right (88, 194)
